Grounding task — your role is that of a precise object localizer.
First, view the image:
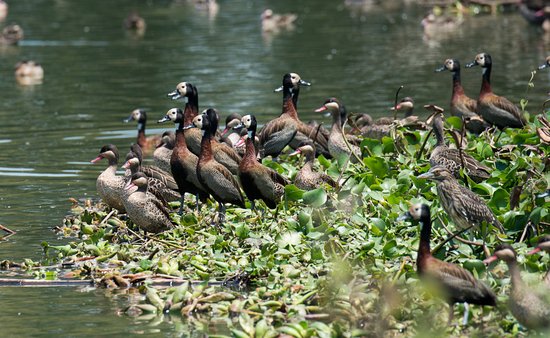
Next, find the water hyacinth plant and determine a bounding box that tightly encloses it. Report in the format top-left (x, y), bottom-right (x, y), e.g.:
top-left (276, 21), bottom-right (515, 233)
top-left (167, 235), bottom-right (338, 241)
top-left (2, 113), bottom-right (550, 336)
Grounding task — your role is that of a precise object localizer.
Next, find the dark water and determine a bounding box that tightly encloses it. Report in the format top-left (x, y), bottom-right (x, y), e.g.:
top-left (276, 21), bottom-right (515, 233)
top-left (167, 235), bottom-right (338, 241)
top-left (0, 0), bottom-right (548, 335)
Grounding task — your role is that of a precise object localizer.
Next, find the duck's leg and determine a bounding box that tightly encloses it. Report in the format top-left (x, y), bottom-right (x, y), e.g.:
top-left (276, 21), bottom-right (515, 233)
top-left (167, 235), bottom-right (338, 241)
top-left (195, 193), bottom-right (201, 213)
top-left (461, 302), bottom-right (469, 325)
top-left (178, 194), bottom-right (185, 215)
top-left (218, 202), bottom-right (226, 224)
top-left (447, 304), bottom-right (454, 326)
top-left (250, 200), bottom-right (256, 211)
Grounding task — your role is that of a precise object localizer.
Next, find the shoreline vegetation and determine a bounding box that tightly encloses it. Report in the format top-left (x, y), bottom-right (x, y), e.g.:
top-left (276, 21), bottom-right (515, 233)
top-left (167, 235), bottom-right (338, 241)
top-left (1, 113), bottom-right (549, 336)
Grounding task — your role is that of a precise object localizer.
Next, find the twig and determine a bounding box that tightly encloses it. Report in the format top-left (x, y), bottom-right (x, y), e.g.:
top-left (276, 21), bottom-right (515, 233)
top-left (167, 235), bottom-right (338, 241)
top-left (0, 224), bottom-right (16, 234)
top-left (99, 209), bottom-right (116, 225)
top-left (416, 129), bottom-right (433, 161)
top-left (519, 220), bottom-right (534, 244)
top-left (393, 85), bottom-right (404, 121)
top-left (437, 215), bottom-right (484, 247)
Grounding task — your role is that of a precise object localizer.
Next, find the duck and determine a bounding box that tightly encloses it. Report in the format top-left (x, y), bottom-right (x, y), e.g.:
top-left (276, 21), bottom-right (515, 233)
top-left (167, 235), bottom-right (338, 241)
top-left (418, 166), bottom-right (504, 233)
top-left (220, 113), bottom-right (243, 149)
top-left (258, 73), bottom-right (329, 158)
top-left (122, 150), bottom-right (181, 203)
top-left (124, 11), bottom-right (146, 34)
top-left (466, 53), bottom-right (527, 129)
top-left (290, 142), bottom-right (337, 191)
top-left (167, 82), bottom-right (202, 156)
top-left (197, 109), bottom-right (242, 175)
top-left (421, 12), bottom-right (461, 41)
top-left (124, 109), bottom-right (161, 155)
top-left (435, 58), bottom-right (489, 134)
top-left (14, 60), bottom-right (44, 86)
top-left (127, 143), bottom-right (178, 191)
top-left (236, 114), bottom-right (289, 210)
top-left (192, 108), bottom-right (245, 224)
top-left (123, 172), bottom-right (175, 233)
top-left (261, 8), bottom-right (297, 33)
top-left (484, 244), bottom-right (550, 330)
top-left (527, 235), bottom-right (550, 287)
top-left (399, 203), bottom-right (496, 325)
top-left (90, 144), bottom-right (126, 213)
top-left (315, 97), bottom-right (361, 163)
top-left (427, 111), bottom-right (491, 182)
top-left (153, 130), bottom-right (175, 173)
top-left (0, 24), bottom-right (23, 45)
top-left (158, 108), bottom-right (209, 214)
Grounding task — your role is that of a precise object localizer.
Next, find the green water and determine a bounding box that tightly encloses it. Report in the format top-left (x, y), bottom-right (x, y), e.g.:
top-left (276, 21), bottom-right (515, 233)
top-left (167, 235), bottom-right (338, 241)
top-left (0, 0), bottom-right (547, 335)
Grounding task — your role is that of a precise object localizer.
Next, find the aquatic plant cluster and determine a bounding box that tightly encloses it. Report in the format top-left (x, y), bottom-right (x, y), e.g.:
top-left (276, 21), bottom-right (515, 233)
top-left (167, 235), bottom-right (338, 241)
top-left (30, 90), bottom-right (548, 336)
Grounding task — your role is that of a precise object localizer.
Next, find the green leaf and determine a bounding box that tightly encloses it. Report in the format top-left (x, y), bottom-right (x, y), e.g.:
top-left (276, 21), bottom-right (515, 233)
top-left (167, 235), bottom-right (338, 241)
top-left (446, 116), bottom-right (462, 129)
top-left (363, 156), bottom-right (389, 178)
top-left (285, 184), bottom-right (304, 202)
top-left (302, 188), bottom-right (327, 207)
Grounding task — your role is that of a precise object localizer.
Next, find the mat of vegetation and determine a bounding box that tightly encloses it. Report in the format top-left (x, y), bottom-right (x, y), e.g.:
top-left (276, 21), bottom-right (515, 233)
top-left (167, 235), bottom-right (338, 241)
top-left (3, 114), bottom-right (550, 337)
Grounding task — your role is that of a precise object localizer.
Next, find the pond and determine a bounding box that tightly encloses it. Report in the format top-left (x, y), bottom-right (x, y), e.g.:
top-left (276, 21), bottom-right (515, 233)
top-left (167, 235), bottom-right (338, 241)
top-left (0, 0), bottom-right (548, 335)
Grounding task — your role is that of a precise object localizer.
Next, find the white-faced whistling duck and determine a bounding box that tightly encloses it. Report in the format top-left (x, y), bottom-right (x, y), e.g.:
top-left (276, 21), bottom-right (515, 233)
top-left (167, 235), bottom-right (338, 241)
top-left (153, 131), bottom-right (175, 173)
top-left (538, 56), bottom-right (550, 70)
top-left (124, 109), bottom-right (161, 155)
top-left (527, 235), bottom-right (550, 287)
top-left (290, 141), bottom-right (337, 191)
top-left (90, 144), bottom-right (126, 213)
top-left (158, 108), bottom-right (209, 214)
top-left (236, 114), bottom-right (289, 210)
top-left (123, 172), bottom-right (175, 233)
top-left (418, 166), bottom-right (505, 233)
top-left (122, 149), bottom-right (181, 203)
top-left (466, 53), bottom-right (527, 129)
top-left (484, 244), bottom-right (550, 330)
top-left (315, 97), bottom-right (361, 163)
top-left (14, 60), bottom-right (44, 86)
top-left (261, 8), bottom-right (297, 33)
top-left (436, 58), bottom-right (489, 134)
top-left (190, 108), bottom-right (245, 223)
top-left (428, 112), bottom-right (490, 182)
top-left (0, 24), bottom-right (23, 45)
top-left (167, 82), bottom-right (202, 155)
top-left (399, 203), bottom-right (496, 325)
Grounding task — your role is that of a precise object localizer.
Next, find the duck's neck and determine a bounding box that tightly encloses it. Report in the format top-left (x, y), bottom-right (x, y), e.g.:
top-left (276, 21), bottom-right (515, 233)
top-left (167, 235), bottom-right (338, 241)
top-left (199, 130), bottom-right (214, 162)
top-left (282, 87), bottom-right (299, 119)
top-left (292, 88), bottom-right (300, 109)
top-left (506, 260), bottom-right (525, 291)
top-left (184, 94), bottom-right (199, 125)
top-left (417, 217), bottom-right (432, 268)
top-left (332, 111), bottom-right (343, 134)
top-left (433, 117), bottom-right (445, 147)
top-left (244, 129), bottom-right (257, 161)
top-left (175, 128), bottom-right (187, 149)
top-left (480, 66), bottom-right (492, 95)
top-left (452, 70), bottom-right (465, 96)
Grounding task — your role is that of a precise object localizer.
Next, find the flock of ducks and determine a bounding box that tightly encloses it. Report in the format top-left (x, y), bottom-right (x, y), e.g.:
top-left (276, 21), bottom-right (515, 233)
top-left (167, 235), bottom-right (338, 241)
top-left (89, 51), bottom-right (549, 329)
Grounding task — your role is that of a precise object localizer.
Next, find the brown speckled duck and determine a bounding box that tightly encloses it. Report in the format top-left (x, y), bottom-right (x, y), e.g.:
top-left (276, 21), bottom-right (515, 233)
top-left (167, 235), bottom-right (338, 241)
top-left (484, 244), bottom-right (550, 330)
top-left (315, 97), bottom-right (361, 163)
top-left (428, 111), bottom-right (490, 182)
top-left (418, 166), bottom-right (504, 233)
top-left (192, 108), bottom-right (245, 223)
top-left (124, 109), bottom-right (161, 155)
top-left (128, 143), bottom-right (178, 191)
top-left (400, 203), bottom-right (496, 325)
top-left (90, 144), bottom-right (126, 213)
top-left (158, 108), bottom-right (209, 214)
top-left (435, 58), bottom-right (489, 134)
top-left (237, 114), bottom-right (289, 209)
top-left (466, 53), bottom-right (527, 129)
top-left (153, 131), bottom-right (175, 173)
top-left (167, 82), bottom-right (202, 156)
top-left (123, 172), bottom-right (175, 233)
top-left (290, 142), bottom-right (337, 191)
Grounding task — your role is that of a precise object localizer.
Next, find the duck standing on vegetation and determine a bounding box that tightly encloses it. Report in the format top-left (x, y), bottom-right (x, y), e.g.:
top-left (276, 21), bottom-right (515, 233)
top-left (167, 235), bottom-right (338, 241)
top-left (290, 142), bottom-right (337, 191)
top-left (124, 109), bottom-right (161, 155)
top-left (0, 24), bottom-right (23, 45)
top-left (123, 172), bottom-right (175, 233)
top-left (466, 53), bottom-right (526, 129)
top-left (527, 235), bottom-right (550, 287)
top-left (315, 97), bottom-right (361, 163)
top-left (484, 244), bottom-right (550, 330)
top-left (435, 58), bottom-right (489, 134)
top-left (167, 82), bottom-right (202, 155)
top-left (236, 114), bottom-right (289, 210)
top-left (428, 111), bottom-right (490, 182)
top-left (153, 131), bottom-right (175, 173)
top-left (158, 108), bottom-right (209, 214)
top-left (127, 143), bottom-right (178, 190)
top-left (399, 203), bottom-right (496, 325)
top-left (14, 60), bottom-right (44, 86)
top-left (418, 166), bottom-right (505, 234)
top-left (90, 144), bottom-right (126, 213)
top-left (190, 108), bottom-right (245, 223)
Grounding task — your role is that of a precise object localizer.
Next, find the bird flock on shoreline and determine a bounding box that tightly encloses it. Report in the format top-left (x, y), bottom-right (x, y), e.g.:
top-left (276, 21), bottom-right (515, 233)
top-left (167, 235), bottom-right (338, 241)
top-left (89, 51), bottom-right (550, 330)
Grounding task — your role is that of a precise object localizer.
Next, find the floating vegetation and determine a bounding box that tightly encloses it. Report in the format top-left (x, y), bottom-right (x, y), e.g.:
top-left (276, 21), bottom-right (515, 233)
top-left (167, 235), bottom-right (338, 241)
top-left (2, 116), bottom-right (550, 336)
